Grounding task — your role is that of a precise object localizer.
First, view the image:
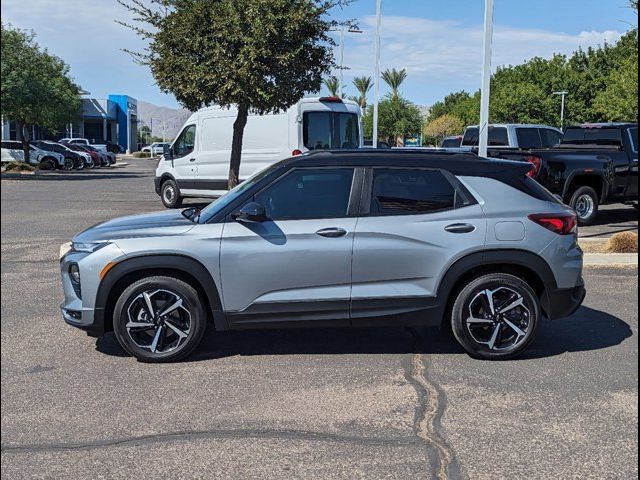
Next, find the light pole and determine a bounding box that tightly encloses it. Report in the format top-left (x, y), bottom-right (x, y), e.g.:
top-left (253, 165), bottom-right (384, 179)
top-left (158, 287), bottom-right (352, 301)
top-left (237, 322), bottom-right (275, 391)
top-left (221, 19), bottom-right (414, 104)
top-left (478, 0), bottom-right (494, 158)
top-left (372, 0), bottom-right (382, 148)
top-left (337, 26), bottom-right (363, 98)
top-left (553, 91), bottom-right (568, 130)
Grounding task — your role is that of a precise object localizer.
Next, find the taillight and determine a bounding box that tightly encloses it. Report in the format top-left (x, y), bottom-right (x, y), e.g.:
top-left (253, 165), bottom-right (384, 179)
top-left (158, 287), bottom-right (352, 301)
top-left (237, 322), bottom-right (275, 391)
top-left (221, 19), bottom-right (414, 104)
top-left (528, 213), bottom-right (577, 235)
top-left (525, 155), bottom-right (541, 178)
top-left (292, 149), bottom-right (302, 156)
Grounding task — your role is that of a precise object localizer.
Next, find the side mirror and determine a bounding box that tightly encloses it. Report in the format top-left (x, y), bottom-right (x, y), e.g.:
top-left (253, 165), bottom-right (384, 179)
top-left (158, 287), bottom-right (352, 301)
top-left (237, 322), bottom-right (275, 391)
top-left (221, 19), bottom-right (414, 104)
top-left (234, 202), bottom-right (267, 223)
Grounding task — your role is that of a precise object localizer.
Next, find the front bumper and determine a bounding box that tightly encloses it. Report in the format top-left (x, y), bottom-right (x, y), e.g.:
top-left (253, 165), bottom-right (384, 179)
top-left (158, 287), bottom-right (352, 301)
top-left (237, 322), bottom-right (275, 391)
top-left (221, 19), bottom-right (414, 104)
top-left (542, 277), bottom-right (586, 320)
top-left (154, 176), bottom-right (162, 195)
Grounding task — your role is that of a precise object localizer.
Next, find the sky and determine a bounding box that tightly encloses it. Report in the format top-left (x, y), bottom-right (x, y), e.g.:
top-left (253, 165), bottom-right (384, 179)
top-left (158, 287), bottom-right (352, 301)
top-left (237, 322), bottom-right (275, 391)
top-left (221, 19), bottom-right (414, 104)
top-left (1, 0), bottom-right (635, 109)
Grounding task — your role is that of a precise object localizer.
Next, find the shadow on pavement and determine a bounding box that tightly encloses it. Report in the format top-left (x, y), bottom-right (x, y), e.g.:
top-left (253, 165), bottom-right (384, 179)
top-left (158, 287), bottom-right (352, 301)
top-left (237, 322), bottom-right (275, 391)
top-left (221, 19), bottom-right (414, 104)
top-left (1, 173), bottom-right (146, 181)
top-left (95, 306), bottom-right (631, 362)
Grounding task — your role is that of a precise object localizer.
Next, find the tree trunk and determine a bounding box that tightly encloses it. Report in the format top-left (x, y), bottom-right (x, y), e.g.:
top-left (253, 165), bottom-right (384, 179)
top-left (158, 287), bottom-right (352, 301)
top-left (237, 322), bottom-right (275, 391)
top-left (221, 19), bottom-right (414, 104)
top-left (18, 121), bottom-right (31, 164)
top-left (228, 104), bottom-right (249, 189)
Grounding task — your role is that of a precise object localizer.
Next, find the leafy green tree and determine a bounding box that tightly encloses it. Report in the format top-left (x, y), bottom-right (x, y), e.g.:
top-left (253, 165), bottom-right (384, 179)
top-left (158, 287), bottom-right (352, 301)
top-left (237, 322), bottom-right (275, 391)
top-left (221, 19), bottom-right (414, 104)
top-left (352, 76), bottom-right (372, 108)
top-left (120, 0), bottom-right (344, 188)
top-left (363, 96), bottom-right (423, 146)
top-left (322, 76), bottom-right (341, 97)
top-left (423, 114), bottom-right (464, 146)
top-left (593, 55), bottom-right (638, 121)
top-left (1, 23), bottom-right (80, 163)
top-left (381, 68), bottom-right (408, 101)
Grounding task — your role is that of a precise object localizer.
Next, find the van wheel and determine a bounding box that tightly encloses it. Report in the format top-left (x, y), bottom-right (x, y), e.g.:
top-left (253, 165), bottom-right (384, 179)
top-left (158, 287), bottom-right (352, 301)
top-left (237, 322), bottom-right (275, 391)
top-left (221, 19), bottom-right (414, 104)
top-left (451, 273), bottom-right (540, 360)
top-left (569, 186), bottom-right (599, 226)
top-left (161, 179), bottom-right (183, 208)
top-left (113, 276), bottom-right (207, 362)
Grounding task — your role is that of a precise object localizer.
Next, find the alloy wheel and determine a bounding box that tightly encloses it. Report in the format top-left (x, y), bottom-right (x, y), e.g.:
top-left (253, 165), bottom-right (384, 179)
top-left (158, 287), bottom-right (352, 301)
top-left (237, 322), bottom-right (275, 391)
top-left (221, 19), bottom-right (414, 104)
top-left (574, 193), bottom-right (595, 221)
top-left (125, 289), bottom-right (191, 354)
top-left (465, 286), bottom-right (531, 351)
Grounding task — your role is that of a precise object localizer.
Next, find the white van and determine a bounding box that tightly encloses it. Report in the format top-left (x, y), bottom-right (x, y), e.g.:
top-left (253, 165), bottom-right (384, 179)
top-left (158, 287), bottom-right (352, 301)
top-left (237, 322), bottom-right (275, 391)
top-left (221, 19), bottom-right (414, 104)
top-left (154, 97), bottom-right (362, 207)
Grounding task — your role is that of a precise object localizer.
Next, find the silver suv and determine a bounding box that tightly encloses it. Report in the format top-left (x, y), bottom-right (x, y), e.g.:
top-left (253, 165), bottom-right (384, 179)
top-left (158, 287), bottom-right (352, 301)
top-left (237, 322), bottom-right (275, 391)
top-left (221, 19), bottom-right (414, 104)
top-left (60, 151), bottom-right (585, 362)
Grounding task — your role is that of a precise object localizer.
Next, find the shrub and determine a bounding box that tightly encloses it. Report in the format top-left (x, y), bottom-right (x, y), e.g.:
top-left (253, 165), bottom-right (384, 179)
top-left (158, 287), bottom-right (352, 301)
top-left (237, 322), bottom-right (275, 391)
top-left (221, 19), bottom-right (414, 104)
top-left (2, 161), bottom-right (37, 172)
top-left (132, 151), bottom-right (152, 158)
top-left (606, 232), bottom-right (638, 253)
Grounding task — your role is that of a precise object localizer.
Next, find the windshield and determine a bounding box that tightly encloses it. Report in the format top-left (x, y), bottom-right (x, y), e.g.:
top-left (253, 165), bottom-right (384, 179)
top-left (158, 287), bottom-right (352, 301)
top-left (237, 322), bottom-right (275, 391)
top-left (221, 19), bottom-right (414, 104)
top-left (196, 166), bottom-right (275, 223)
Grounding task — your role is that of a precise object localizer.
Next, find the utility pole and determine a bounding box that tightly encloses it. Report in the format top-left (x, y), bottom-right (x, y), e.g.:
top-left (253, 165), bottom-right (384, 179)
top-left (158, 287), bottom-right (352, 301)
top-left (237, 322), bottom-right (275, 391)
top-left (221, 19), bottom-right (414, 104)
top-left (478, 0), bottom-right (494, 158)
top-left (553, 91), bottom-right (568, 131)
top-left (372, 0), bottom-right (383, 148)
top-left (336, 25), bottom-right (363, 98)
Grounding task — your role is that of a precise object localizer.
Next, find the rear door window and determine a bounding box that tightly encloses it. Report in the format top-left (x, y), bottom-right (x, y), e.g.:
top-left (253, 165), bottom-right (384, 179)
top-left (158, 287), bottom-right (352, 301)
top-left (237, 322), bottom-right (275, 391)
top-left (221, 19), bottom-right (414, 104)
top-left (516, 128), bottom-right (542, 149)
top-left (462, 127), bottom-right (509, 146)
top-left (369, 169), bottom-right (459, 215)
top-left (584, 128), bottom-right (622, 146)
top-left (627, 127), bottom-right (637, 153)
top-left (540, 129), bottom-right (562, 148)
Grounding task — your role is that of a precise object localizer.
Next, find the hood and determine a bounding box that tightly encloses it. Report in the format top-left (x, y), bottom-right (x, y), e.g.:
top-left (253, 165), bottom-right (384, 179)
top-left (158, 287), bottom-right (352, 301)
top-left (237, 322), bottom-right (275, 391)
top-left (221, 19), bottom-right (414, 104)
top-left (73, 210), bottom-right (196, 243)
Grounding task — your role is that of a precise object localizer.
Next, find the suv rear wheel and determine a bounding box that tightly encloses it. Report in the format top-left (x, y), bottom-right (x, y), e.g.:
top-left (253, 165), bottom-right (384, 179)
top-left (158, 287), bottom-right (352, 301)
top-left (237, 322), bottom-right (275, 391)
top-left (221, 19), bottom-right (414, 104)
top-left (451, 273), bottom-right (540, 360)
top-left (161, 179), bottom-right (183, 208)
top-left (113, 276), bottom-right (207, 362)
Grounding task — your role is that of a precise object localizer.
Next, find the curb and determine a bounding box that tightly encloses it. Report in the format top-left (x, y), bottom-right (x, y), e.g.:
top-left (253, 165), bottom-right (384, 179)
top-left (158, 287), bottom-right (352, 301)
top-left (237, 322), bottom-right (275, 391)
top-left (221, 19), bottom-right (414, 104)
top-left (584, 253), bottom-right (638, 266)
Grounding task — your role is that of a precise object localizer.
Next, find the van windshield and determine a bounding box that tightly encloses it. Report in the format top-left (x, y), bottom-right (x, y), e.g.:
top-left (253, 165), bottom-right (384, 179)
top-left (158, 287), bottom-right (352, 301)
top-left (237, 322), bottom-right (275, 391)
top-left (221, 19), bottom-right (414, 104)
top-left (303, 112), bottom-right (359, 150)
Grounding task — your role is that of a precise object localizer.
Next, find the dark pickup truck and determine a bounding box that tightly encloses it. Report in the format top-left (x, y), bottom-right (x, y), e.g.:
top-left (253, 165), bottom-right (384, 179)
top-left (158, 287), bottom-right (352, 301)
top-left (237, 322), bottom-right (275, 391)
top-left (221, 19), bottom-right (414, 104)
top-left (486, 123), bottom-right (638, 225)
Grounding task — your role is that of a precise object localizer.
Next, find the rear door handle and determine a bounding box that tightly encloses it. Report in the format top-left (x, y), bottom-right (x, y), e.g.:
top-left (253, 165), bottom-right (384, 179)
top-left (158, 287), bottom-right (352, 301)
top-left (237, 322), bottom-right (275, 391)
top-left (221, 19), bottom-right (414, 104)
top-left (445, 223), bottom-right (476, 234)
top-left (316, 227), bottom-right (347, 238)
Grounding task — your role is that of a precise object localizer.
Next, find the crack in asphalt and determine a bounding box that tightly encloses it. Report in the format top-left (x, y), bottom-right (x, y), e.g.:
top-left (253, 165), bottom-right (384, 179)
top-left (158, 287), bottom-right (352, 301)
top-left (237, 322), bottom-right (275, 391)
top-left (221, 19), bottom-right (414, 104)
top-left (1, 428), bottom-right (419, 454)
top-left (404, 329), bottom-right (464, 480)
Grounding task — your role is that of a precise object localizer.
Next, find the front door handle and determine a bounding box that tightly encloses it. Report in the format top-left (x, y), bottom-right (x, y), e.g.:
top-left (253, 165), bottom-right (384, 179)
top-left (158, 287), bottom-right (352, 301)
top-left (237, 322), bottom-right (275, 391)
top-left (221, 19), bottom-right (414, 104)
top-left (316, 227), bottom-right (347, 238)
top-left (189, 158), bottom-right (196, 162)
top-left (445, 223), bottom-right (476, 234)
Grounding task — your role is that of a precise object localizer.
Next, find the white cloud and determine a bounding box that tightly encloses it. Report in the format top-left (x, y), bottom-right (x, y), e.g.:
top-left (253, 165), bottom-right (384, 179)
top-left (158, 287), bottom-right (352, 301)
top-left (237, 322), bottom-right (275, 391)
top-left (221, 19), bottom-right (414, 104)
top-left (336, 15), bottom-right (623, 104)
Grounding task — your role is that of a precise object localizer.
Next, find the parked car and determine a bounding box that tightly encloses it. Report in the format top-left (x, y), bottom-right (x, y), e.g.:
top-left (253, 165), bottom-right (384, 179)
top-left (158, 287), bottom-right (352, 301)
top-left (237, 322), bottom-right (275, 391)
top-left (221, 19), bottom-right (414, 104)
top-left (142, 142), bottom-right (171, 155)
top-left (64, 143), bottom-right (98, 168)
top-left (59, 137), bottom-right (109, 153)
top-left (155, 97), bottom-right (363, 207)
top-left (1, 140), bottom-right (70, 170)
top-left (461, 124), bottom-right (563, 149)
top-left (32, 140), bottom-right (86, 169)
top-left (81, 144), bottom-right (112, 167)
top-left (485, 122), bottom-right (638, 225)
top-left (60, 149), bottom-right (584, 362)
top-left (105, 142), bottom-right (124, 154)
top-left (363, 139), bottom-right (392, 149)
top-left (440, 135), bottom-right (463, 148)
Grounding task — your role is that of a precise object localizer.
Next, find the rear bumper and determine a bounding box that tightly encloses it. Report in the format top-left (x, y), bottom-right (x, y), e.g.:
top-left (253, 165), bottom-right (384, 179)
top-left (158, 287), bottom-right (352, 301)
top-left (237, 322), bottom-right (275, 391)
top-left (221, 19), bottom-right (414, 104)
top-left (542, 277), bottom-right (586, 320)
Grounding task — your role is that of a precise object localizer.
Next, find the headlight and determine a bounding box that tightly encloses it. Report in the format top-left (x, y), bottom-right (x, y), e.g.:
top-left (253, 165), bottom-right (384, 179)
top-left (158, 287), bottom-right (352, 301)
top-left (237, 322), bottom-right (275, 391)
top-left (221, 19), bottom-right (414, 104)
top-left (71, 241), bottom-right (110, 253)
top-left (69, 263), bottom-right (81, 283)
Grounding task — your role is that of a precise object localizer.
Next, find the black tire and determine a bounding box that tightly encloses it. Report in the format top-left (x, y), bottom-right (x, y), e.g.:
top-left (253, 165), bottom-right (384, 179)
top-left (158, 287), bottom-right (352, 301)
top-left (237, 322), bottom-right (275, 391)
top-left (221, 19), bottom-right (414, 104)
top-left (39, 158), bottom-right (56, 170)
top-left (113, 276), bottom-right (207, 363)
top-left (569, 186), bottom-right (599, 226)
top-left (451, 273), bottom-right (540, 360)
top-left (63, 157), bottom-right (75, 171)
top-left (161, 179), bottom-right (183, 208)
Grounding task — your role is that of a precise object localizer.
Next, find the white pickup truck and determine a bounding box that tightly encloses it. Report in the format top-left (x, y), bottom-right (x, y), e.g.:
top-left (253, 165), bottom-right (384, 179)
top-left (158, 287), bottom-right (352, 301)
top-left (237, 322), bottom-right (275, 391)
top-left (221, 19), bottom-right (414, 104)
top-left (58, 138), bottom-right (108, 152)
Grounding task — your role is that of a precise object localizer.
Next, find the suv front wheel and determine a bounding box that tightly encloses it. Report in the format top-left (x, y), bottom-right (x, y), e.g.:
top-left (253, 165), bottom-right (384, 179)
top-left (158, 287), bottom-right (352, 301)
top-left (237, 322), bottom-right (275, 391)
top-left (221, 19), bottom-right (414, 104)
top-left (451, 273), bottom-right (540, 360)
top-left (113, 276), bottom-right (207, 362)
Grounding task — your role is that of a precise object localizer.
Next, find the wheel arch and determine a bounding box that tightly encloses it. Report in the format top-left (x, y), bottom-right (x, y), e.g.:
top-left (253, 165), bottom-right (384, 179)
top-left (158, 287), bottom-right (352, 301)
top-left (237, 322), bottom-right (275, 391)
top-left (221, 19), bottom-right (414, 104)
top-left (437, 249), bottom-right (557, 323)
top-left (94, 254), bottom-right (226, 335)
top-left (563, 173), bottom-right (607, 203)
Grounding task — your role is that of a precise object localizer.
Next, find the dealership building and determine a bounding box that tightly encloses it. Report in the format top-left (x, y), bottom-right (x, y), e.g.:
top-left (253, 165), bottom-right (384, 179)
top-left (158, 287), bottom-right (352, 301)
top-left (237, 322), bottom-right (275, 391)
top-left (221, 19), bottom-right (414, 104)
top-left (1, 93), bottom-right (138, 153)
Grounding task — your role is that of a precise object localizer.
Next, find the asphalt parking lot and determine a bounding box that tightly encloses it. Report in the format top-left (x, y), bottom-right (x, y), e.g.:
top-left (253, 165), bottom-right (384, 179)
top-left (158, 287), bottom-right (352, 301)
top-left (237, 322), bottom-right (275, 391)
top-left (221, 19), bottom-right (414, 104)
top-left (1, 159), bottom-right (638, 479)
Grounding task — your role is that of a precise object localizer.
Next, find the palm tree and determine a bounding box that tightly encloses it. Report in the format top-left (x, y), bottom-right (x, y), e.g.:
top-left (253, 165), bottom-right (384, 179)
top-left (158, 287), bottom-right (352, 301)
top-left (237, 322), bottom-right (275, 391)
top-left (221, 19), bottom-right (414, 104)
top-left (382, 68), bottom-right (408, 101)
top-left (322, 76), bottom-right (341, 97)
top-left (352, 76), bottom-right (372, 109)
